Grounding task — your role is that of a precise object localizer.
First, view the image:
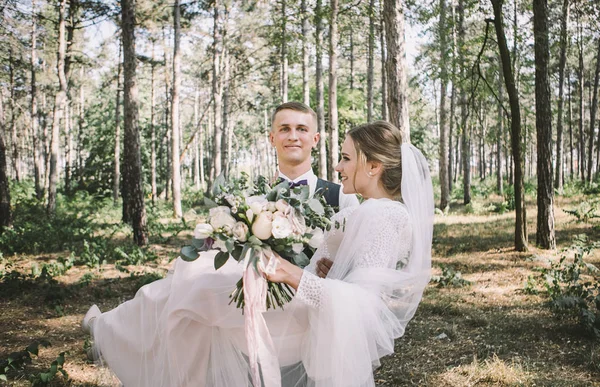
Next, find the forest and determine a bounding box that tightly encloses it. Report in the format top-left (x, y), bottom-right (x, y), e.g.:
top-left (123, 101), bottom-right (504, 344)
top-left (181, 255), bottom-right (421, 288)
top-left (0, 0), bottom-right (599, 385)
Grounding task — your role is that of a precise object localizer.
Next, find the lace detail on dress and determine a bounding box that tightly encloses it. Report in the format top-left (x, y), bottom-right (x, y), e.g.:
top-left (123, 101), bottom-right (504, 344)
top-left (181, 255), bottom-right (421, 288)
top-left (296, 200), bottom-right (411, 309)
top-left (295, 271), bottom-right (323, 308)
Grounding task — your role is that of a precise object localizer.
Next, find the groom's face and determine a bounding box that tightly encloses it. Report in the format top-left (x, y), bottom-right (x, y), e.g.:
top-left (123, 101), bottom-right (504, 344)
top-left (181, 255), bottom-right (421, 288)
top-left (270, 110), bottom-right (320, 168)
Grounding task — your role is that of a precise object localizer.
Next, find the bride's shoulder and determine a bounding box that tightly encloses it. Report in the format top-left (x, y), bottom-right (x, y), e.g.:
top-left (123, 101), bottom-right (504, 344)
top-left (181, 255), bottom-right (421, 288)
top-left (359, 198), bottom-right (408, 216)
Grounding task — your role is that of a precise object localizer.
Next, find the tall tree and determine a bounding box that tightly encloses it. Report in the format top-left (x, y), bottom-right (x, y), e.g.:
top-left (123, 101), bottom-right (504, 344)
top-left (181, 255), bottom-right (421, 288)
top-left (383, 0), bottom-right (409, 140)
top-left (555, 0), bottom-right (569, 191)
top-left (438, 0), bottom-right (450, 210)
top-left (0, 95), bottom-right (10, 232)
top-left (577, 18), bottom-right (585, 181)
top-left (150, 40), bottom-right (157, 204)
top-left (171, 0), bottom-right (182, 218)
top-left (588, 38), bottom-right (600, 182)
top-left (315, 0), bottom-right (327, 179)
top-left (301, 0), bottom-right (310, 106)
top-left (280, 0), bottom-right (288, 102)
top-left (31, 0), bottom-right (43, 199)
top-left (47, 0), bottom-right (68, 214)
top-left (491, 0), bottom-right (528, 252)
top-left (458, 0), bottom-right (470, 204)
top-left (379, 0), bottom-right (387, 121)
top-left (533, 0), bottom-right (555, 249)
top-left (121, 0), bottom-right (148, 245)
top-left (113, 44), bottom-right (122, 204)
top-left (367, 0), bottom-right (375, 122)
top-left (497, 56), bottom-right (504, 195)
top-left (328, 0), bottom-right (339, 182)
top-left (212, 0), bottom-right (223, 182)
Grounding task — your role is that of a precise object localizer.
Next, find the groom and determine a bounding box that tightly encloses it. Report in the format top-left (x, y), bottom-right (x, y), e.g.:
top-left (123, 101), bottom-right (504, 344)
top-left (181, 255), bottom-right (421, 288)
top-left (270, 101), bottom-right (358, 211)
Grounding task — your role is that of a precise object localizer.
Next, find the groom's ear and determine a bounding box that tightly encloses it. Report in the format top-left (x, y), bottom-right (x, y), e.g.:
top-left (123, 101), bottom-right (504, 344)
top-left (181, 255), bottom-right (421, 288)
top-left (312, 132), bottom-right (320, 147)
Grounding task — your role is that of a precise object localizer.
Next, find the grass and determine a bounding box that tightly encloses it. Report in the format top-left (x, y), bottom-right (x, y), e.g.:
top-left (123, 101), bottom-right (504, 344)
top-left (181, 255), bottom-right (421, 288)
top-left (1, 185), bottom-right (600, 386)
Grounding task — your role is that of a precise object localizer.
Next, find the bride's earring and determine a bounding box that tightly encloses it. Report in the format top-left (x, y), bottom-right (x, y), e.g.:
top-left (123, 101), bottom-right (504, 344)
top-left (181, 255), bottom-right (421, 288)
top-left (368, 172), bottom-right (373, 177)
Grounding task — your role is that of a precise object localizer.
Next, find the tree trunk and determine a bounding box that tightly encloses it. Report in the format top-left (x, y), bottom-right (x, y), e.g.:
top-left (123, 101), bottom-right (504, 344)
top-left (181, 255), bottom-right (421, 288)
top-left (281, 0), bottom-right (288, 102)
top-left (47, 0), bottom-right (68, 214)
top-left (77, 66), bottom-right (85, 187)
top-left (151, 41), bottom-right (157, 204)
top-left (193, 88), bottom-right (200, 191)
top-left (577, 22), bottom-right (585, 181)
top-left (367, 0), bottom-right (375, 122)
top-left (568, 68), bottom-right (574, 179)
top-left (554, 0), bottom-right (569, 190)
top-left (212, 0), bottom-right (223, 183)
top-left (315, 0), bottom-right (327, 179)
top-left (0, 95), bottom-right (10, 231)
top-left (31, 0), bottom-right (43, 199)
top-left (171, 0), bottom-right (182, 218)
top-left (65, 101), bottom-right (72, 194)
top-left (163, 30), bottom-right (171, 200)
top-left (114, 44), bottom-right (122, 204)
top-left (328, 0), bottom-right (339, 183)
top-left (9, 49), bottom-right (20, 182)
top-left (438, 0), bottom-right (449, 210)
top-left (383, 0), bottom-right (409, 140)
top-left (458, 0), bottom-right (470, 204)
top-left (589, 38), bottom-right (600, 181)
top-left (449, 0), bottom-right (457, 193)
top-left (301, 0), bottom-right (310, 106)
top-left (497, 55), bottom-right (504, 195)
top-left (222, 51), bottom-right (231, 179)
top-left (121, 0), bottom-right (148, 245)
top-left (533, 0), bottom-right (556, 249)
top-left (491, 0), bottom-right (528, 252)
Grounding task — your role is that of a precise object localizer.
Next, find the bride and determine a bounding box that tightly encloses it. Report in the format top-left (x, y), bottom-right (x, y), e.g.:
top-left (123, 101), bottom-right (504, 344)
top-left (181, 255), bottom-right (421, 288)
top-left (82, 121), bottom-right (433, 387)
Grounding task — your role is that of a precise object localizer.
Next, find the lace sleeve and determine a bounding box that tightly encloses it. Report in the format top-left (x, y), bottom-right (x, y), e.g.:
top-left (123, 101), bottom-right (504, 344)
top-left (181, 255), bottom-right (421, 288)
top-left (295, 202), bottom-right (411, 309)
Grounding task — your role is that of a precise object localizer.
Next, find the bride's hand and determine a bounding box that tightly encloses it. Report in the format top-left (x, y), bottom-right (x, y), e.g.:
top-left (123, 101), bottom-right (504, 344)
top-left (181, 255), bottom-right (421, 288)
top-left (264, 251), bottom-right (304, 290)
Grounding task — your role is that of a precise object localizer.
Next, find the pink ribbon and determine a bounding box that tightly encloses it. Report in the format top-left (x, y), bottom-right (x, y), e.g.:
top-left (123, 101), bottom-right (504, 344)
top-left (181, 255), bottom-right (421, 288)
top-left (243, 249), bottom-right (281, 387)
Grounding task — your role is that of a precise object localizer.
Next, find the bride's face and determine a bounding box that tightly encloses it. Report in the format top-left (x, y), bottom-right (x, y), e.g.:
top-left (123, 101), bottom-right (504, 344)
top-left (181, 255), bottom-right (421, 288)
top-left (335, 137), bottom-right (371, 196)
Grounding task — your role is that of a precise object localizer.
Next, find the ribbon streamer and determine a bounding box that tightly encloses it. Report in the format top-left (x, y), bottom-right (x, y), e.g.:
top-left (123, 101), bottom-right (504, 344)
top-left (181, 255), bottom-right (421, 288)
top-left (243, 249), bottom-right (281, 387)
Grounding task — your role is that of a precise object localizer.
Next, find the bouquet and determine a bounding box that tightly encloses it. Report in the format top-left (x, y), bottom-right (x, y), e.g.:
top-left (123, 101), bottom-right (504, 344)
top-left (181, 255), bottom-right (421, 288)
top-left (180, 173), bottom-right (334, 311)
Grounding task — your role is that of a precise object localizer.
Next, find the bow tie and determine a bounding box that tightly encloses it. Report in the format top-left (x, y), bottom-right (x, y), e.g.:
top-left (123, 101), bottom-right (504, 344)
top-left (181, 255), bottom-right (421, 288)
top-left (277, 178), bottom-right (308, 189)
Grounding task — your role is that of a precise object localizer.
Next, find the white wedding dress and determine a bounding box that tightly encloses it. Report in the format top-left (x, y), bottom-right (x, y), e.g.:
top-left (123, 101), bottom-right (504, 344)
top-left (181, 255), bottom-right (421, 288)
top-left (91, 145), bottom-right (433, 387)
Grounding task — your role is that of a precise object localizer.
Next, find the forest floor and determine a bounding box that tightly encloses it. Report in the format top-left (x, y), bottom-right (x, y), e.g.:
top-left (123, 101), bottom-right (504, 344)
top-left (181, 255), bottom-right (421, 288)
top-left (1, 190), bottom-right (599, 386)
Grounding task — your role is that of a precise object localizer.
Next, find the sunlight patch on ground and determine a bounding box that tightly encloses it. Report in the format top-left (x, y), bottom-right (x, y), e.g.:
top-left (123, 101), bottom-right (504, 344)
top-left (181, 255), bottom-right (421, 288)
top-left (434, 354), bottom-right (532, 386)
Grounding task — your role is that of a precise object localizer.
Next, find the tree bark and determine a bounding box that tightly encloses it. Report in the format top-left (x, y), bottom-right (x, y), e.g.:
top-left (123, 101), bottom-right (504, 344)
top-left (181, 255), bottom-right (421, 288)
top-left (379, 0), bottom-right (387, 121)
top-left (0, 95), bottom-right (10, 231)
top-left (193, 88), bottom-right (201, 190)
top-left (449, 0), bottom-right (457, 193)
top-left (121, 0), bottom-right (148, 245)
top-left (438, 0), bottom-right (450, 210)
top-left (47, 0), bottom-right (68, 214)
top-left (555, 0), bottom-right (569, 190)
top-left (577, 21), bottom-right (585, 181)
top-left (31, 0), bottom-right (43, 199)
top-left (212, 0), bottom-right (223, 183)
top-left (458, 0), bottom-right (470, 204)
top-left (497, 55), bottom-right (504, 195)
top-left (568, 68), bottom-right (574, 179)
top-left (491, 0), bottom-right (528, 251)
top-left (114, 43), bottom-right (122, 204)
top-left (383, 0), bottom-right (409, 140)
top-left (9, 49), bottom-right (19, 182)
top-left (301, 0), bottom-right (310, 106)
top-left (151, 40), bottom-right (157, 204)
top-left (367, 0), bottom-right (375, 122)
top-left (315, 0), bottom-right (327, 179)
top-left (281, 0), bottom-right (288, 102)
top-left (171, 0), bottom-right (182, 218)
top-left (533, 0), bottom-right (556, 249)
top-left (589, 38), bottom-right (600, 181)
top-left (328, 0), bottom-right (339, 183)
top-left (222, 50), bottom-right (231, 179)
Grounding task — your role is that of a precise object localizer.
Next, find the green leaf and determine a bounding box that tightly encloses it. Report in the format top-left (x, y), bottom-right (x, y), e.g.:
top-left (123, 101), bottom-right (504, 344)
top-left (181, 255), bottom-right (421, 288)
top-left (214, 251), bottom-right (230, 270)
top-left (293, 252), bottom-right (310, 268)
top-left (40, 373), bottom-right (50, 382)
top-left (248, 235), bottom-right (262, 246)
top-left (192, 238), bottom-right (205, 249)
top-left (308, 199), bottom-right (325, 215)
top-left (225, 238), bottom-right (235, 253)
top-left (26, 343), bottom-right (40, 356)
top-left (231, 245), bottom-right (244, 261)
top-left (0, 374), bottom-right (7, 382)
top-left (204, 197), bottom-right (218, 209)
top-left (180, 246), bottom-right (199, 262)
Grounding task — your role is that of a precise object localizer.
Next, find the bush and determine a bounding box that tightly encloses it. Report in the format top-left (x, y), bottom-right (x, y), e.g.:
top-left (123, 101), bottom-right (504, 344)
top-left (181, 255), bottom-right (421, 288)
top-left (431, 264), bottom-right (472, 287)
top-left (526, 236), bottom-right (600, 338)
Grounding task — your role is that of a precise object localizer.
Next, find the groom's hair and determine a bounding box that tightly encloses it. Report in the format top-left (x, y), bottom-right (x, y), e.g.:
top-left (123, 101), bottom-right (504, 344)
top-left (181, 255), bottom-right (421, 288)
top-left (271, 102), bottom-right (317, 131)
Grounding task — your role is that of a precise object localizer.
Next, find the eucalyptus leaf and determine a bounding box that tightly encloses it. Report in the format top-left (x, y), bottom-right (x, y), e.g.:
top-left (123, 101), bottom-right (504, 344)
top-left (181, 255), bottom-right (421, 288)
top-left (225, 238), bottom-right (235, 253)
top-left (214, 251), bottom-right (230, 270)
top-left (192, 238), bottom-right (206, 249)
top-left (0, 375), bottom-right (7, 382)
top-left (204, 197), bottom-right (218, 209)
top-left (180, 246), bottom-right (199, 262)
top-left (248, 235), bottom-right (262, 246)
top-left (293, 252), bottom-right (310, 268)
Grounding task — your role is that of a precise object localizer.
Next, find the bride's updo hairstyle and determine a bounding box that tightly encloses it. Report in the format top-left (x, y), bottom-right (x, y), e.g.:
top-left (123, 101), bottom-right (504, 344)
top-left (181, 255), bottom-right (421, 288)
top-left (347, 121), bottom-right (403, 199)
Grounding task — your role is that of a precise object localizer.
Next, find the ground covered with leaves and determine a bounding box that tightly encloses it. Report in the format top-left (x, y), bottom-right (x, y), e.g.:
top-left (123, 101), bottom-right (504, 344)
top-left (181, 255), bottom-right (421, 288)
top-left (1, 181), bottom-right (599, 386)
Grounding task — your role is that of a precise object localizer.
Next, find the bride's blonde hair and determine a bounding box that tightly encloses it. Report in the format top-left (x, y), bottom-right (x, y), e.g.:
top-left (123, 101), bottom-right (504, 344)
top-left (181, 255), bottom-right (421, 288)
top-left (347, 121), bottom-right (403, 199)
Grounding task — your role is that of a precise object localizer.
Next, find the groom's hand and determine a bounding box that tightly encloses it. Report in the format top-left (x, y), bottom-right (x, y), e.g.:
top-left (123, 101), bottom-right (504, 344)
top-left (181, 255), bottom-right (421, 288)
top-left (316, 258), bottom-right (333, 278)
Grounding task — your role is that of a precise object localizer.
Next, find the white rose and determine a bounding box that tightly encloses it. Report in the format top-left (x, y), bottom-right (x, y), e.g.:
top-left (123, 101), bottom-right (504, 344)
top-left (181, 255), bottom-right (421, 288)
top-left (266, 202), bottom-right (277, 212)
top-left (252, 211), bottom-right (273, 240)
top-left (275, 199), bottom-right (291, 214)
top-left (194, 223), bottom-right (214, 239)
top-left (247, 196), bottom-right (267, 216)
top-left (308, 228), bottom-right (325, 249)
top-left (292, 242), bottom-right (304, 254)
top-left (209, 206), bottom-right (237, 231)
top-left (232, 222), bottom-right (249, 242)
top-left (272, 212), bottom-right (294, 239)
top-left (245, 209), bottom-right (254, 223)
